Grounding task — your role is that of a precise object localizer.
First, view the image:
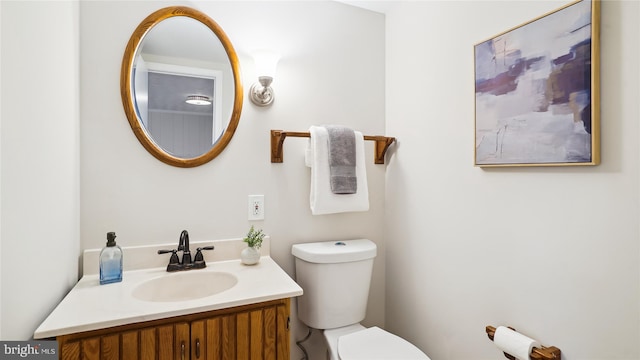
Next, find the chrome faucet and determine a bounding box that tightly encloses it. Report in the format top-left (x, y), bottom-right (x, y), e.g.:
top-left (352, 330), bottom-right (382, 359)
top-left (158, 230), bottom-right (214, 272)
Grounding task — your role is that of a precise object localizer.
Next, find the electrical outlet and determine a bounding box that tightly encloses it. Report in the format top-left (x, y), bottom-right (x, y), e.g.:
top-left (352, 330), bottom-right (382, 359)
top-left (248, 195), bottom-right (265, 220)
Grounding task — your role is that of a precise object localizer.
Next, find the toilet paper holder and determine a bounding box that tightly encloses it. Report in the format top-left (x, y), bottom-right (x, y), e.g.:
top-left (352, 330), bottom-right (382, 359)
top-left (486, 325), bottom-right (561, 360)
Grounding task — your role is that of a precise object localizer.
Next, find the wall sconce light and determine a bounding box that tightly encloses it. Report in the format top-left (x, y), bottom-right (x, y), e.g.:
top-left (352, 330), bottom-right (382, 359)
top-left (249, 49), bottom-right (280, 107)
top-left (185, 95), bottom-right (212, 106)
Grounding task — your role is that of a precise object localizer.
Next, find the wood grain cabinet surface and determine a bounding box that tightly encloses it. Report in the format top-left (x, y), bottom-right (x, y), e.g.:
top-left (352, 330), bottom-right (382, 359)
top-left (57, 298), bottom-right (290, 360)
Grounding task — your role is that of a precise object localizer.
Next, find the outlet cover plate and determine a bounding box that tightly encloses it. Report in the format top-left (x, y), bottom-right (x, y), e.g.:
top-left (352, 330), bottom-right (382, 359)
top-left (248, 195), bottom-right (264, 220)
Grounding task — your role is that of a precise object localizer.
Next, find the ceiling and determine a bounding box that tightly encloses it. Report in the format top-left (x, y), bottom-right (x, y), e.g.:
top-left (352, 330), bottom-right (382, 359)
top-left (335, 0), bottom-right (397, 14)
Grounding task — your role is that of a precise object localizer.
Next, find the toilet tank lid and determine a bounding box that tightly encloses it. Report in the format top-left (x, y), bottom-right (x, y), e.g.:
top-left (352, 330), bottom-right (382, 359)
top-left (292, 239), bottom-right (376, 263)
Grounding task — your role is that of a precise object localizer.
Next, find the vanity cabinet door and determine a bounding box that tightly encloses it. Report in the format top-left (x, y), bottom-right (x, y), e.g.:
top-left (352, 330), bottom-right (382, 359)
top-left (190, 300), bottom-right (290, 360)
top-left (59, 322), bottom-right (190, 360)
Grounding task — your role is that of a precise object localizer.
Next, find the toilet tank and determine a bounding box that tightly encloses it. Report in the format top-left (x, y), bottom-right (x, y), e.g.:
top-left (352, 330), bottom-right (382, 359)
top-left (292, 239), bottom-right (376, 330)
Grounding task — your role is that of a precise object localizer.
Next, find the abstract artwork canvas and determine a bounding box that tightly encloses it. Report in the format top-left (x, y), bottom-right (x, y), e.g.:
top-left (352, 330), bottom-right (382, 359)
top-left (474, 0), bottom-right (600, 167)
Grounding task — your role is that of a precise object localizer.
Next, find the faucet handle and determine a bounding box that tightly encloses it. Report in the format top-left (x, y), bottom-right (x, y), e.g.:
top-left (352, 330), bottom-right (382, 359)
top-left (193, 246), bottom-right (215, 269)
top-left (158, 249), bottom-right (181, 272)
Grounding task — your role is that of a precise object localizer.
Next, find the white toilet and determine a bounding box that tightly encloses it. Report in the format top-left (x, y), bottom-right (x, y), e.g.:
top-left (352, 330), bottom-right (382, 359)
top-left (292, 239), bottom-right (430, 360)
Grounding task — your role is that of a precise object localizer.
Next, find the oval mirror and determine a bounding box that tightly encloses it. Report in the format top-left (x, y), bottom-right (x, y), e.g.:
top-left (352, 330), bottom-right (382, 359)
top-left (121, 6), bottom-right (242, 167)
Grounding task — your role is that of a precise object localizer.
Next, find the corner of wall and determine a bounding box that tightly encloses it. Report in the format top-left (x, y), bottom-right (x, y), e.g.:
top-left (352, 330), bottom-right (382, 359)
top-left (0, 0), bottom-right (80, 339)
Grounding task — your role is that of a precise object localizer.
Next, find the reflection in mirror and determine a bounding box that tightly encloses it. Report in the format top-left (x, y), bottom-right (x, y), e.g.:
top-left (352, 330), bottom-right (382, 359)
top-left (121, 7), bottom-right (242, 167)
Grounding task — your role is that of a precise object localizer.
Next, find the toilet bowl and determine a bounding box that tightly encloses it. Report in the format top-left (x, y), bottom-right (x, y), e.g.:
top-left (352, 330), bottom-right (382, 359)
top-left (292, 239), bottom-right (431, 360)
top-left (324, 323), bottom-right (430, 360)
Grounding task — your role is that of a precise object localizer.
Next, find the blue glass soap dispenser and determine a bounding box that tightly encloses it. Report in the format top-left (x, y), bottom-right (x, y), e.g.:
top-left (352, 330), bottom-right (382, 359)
top-left (99, 231), bottom-right (123, 285)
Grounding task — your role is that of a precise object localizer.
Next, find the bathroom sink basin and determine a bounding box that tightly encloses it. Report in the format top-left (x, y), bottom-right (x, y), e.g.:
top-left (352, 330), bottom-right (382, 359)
top-left (132, 271), bottom-right (238, 302)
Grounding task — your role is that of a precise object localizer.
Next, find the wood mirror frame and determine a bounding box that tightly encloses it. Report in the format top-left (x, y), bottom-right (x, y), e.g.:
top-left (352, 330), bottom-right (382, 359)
top-left (120, 6), bottom-right (243, 168)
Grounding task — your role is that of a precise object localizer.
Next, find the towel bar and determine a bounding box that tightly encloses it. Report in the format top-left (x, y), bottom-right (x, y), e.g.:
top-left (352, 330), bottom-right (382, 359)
top-left (486, 326), bottom-right (561, 360)
top-left (270, 129), bottom-right (396, 164)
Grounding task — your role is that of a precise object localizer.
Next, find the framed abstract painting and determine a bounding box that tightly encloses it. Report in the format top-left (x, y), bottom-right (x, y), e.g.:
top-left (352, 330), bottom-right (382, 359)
top-left (474, 0), bottom-right (600, 167)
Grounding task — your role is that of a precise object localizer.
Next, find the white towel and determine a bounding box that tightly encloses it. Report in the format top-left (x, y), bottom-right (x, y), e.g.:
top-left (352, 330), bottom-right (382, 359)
top-left (306, 126), bottom-right (369, 215)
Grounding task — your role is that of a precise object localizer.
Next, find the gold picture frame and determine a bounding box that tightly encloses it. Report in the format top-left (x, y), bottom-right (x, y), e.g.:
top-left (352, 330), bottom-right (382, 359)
top-left (474, 0), bottom-right (600, 167)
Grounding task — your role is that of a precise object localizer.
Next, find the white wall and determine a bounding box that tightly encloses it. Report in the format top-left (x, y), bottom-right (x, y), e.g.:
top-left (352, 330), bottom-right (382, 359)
top-left (0, 1), bottom-right (80, 339)
top-left (0, 0), bottom-right (3, 341)
top-left (79, 1), bottom-right (385, 356)
top-left (385, 1), bottom-right (640, 359)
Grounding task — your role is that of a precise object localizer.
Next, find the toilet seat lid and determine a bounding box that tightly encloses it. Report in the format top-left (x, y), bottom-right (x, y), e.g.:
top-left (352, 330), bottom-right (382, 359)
top-left (338, 326), bottom-right (430, 360)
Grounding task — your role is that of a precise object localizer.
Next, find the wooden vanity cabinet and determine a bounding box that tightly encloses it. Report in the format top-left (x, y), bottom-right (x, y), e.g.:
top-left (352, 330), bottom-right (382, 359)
top-left (56, 298), bottom-right (291, 360)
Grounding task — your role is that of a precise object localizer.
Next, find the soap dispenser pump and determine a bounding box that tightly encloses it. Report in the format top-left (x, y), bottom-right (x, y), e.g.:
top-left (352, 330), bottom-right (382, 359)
top-left (99, 231), bottom-right (123, 285)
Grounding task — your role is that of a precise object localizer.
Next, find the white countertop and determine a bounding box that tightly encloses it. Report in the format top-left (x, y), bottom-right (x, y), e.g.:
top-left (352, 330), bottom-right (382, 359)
top-left (34, 256), bottom-right (303, 339)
